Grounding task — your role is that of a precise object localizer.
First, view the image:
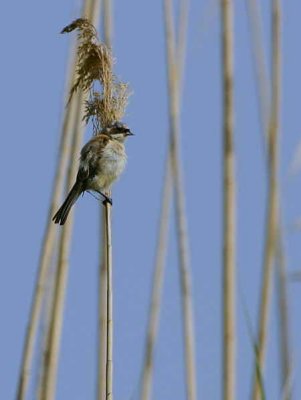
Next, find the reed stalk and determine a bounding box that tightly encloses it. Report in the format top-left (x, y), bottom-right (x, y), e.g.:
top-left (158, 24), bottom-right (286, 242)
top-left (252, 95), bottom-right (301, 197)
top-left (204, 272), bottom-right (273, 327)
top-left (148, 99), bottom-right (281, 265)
top-left (276, 233), bottom-right (292, 400)
top-left (221, 0), bottom-right (236, 398)
top-left (163, 1), bottom-right (197, 399)
top-left (55, 9), bottom-right (128, 400)
top-left (97, 206), bottom-right (108, 400)
top-left (139, 1), bottom-right (189, 398)
top-left (35, 38), bottom-right (81, 400)
top-left (97, 1), bottom-right (113, 399)
top-left (40, 91), bottom-right (85, 400)
top-left (246, 1), bottom-right (291, 397)
top-left (104, 203), bottom-right (113, 399)
top-left (103, 0), bottom-right (112, 46)
top-left (39, 3), bottom-right (102, 399)
top-left (245, 0), bottom-right (270, 137)
top-left (15, 19), bottom-right (84, 400)
top-left (16, 103), bottom-right (74, 400)
top-left (140, 160), bottom-right (172, 400)
top-left (97, 4), bottom-right (107, 400)
top-left (251, 1), bottom-right (281, 399)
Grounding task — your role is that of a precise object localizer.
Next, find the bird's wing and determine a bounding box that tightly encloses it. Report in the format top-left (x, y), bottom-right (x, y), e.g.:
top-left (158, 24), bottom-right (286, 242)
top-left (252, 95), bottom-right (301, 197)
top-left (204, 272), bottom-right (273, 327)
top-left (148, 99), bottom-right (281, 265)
top-left (77, 134), bottom-right (110, 181)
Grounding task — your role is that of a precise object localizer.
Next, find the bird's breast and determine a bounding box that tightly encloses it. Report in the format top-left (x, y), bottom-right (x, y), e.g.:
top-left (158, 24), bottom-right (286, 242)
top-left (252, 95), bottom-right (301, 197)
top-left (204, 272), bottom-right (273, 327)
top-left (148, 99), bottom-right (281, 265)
top-left (92, 142), bottom-right (127, 191)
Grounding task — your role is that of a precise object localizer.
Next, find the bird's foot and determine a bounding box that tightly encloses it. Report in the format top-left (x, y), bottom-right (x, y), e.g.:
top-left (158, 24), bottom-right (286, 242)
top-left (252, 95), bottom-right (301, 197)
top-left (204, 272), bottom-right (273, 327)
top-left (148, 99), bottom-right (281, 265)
top-left (97, 191), bottom-right (113, 206)
top-left (102, 195), bottom-right (113, 206)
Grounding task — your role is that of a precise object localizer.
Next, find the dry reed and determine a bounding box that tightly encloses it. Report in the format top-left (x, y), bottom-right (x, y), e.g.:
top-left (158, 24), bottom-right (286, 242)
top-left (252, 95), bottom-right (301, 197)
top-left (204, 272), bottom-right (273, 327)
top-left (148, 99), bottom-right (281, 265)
top-left (140, 161), bottom-right (173, 400)
top-left (39, 2), bottom-right (106, 399)
top-left (37, 8), bottom-right (102, 400)
top-left (97, 0), bottom-right (114, 400)
top-left (140, 0), bottom-right (190, 398)
top-left (104, 204), bottom-right (113, 399)
top-left (221, 0), bottom-right (236, 398)
top-left (35, 39), bottom-right (84, 400)
top-left (41, 93), bottom-right (85, 400)
top-left (16, 99), bottom-right (74, 400)
top-left (97, 1), bottom-right (114, 398)
top-left (245, 0), bottom-right (270, 137)
top-left (15, 11), bottom-right (87, 400)
top-left (64, 17), bottom-right (129, 128)
top-left (246, 1), bottom-right (291, 397)
top-left (57, 13), bottom-right (129, 400)
top-left (163, 1), bottom-right (197, 399)
top-left (251, 1), bottom-right (282, 399)
top-left (276, 235), bottom-right (292, 400)
top-left (98, 206), bottom-right (108, 400)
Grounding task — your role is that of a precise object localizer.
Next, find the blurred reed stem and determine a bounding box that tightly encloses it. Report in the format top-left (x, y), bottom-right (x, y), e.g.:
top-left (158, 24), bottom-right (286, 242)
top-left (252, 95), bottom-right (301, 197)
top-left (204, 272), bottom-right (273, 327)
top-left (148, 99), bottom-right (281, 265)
top-left (39, 3), bottom-right (101, 399)
top-left (246, 1), bottom-right (291, 397)
top-left (15, 12), bottom-right (85, 400)
top-left (221, 0), bottom-right (236, 398)
top-left (140, 1), bottom-right (189, 398)
top-left (140, 158), bottom-right (172, 400)
top-left (103, 0), bottom-right (112, 47)
top-left (276, 234), bottom-right (292, 400)
top-left (16, 91), bottom-right (74, 400)
top-left (35, 36), bottom-right (80, 400)
top-left (97, 1), bottom-right (114, 399)
top-left (164, 1), bottom-right (197, 399)
top-left (40, 91), bottom-right (85, 400)
top-left (251, 1), bottom-right (281, 399)
top-left (245, 0), bottom-right (270, 138)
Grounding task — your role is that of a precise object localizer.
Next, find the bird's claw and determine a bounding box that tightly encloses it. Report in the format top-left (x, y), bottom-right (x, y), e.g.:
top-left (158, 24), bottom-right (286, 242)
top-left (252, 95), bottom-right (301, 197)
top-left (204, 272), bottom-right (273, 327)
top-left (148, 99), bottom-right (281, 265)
top-left (95, 190), bottom-right (113, 206)
top-left (102, 196), bottom-right (113, 206)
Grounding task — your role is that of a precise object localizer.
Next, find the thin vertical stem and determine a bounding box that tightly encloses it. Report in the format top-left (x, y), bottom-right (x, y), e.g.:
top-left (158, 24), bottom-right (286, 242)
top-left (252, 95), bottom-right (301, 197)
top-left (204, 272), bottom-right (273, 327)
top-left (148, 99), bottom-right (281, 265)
top-left (140, 1), bottom-right (189, 398)
top-left (16, 30), bottom-right (79, 400)
top-left (97, 1), bottom-right (112, 398)
top-left (221, 0), bottom-right (236, 399)
top-left (245, 0), bottom-right (270, 137)
top-left (164, 1), bottom-right (197, 399)
top-left (251, 1), bottom-right (281, 399)
top-left (41, 92), bottom-right (85, 400)
top-left (103, 3), bottom-right (114, 399)
top-left (246, 1), bottom-right (291, 397)
top-left (35, 39), bottom-right (79, 400)
top-left (97, 207), bottom-right (108, 400)
top-left (103, 0), bottom-right (113, 46)
top-left (39, 3), bottom-right (102, 399)
top-left (140, 159), bottom-right (172, 400)
top-left (104, 203), bottom-right (113, 400)
top-left (177, 0), bottom-right (189, 89)
top-left (276, 232), bottom-right (292, 400)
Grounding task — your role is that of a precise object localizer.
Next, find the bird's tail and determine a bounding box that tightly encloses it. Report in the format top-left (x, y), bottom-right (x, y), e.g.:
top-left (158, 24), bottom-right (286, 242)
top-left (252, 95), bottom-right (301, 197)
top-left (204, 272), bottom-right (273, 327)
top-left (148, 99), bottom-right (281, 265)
top-left (52, 182), bottom-right (82, 225)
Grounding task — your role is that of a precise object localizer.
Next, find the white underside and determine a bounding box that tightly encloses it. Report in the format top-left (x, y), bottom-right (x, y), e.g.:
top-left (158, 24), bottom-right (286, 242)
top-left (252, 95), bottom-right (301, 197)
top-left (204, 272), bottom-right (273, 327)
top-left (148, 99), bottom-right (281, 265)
top-left (86, 143), bottom-right (127, 192)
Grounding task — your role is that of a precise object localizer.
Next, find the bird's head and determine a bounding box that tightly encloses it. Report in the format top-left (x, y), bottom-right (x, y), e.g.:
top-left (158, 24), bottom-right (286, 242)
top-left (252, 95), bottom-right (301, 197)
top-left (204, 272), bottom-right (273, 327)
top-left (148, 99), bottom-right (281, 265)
top-left (103, 122), bottom-right (134, 142)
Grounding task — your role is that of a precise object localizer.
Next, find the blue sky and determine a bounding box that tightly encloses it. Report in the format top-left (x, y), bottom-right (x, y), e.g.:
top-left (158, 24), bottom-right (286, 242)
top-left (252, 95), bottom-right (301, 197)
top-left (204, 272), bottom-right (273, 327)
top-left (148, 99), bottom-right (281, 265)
top-left (1, 0), bottom-right (301, 399)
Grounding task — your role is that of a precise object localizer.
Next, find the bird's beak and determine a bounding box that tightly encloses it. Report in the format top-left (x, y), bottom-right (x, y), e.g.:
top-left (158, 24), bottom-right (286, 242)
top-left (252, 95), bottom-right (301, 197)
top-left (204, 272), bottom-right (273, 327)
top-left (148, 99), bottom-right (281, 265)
top-left (126, 130), bottom-right (134, 136)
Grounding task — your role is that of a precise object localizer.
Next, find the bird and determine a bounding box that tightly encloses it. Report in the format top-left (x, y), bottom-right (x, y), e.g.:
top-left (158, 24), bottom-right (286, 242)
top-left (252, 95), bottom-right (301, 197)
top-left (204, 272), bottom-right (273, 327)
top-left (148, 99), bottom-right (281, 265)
top-left (52, 121), bottom-right (134, 225)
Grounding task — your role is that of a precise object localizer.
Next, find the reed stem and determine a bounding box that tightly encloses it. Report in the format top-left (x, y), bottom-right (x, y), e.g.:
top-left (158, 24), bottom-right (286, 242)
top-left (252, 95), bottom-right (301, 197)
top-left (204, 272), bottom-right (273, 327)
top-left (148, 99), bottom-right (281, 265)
top-left (104, 202), bottom-right (113, 399)
top-left (16, 17), bottom-right (82, 400)
top-left (40, 3), bottom-right (102, 399)
top-left (97, 2), bottom-right (113, 398)
top-left (251, 1), bottom-right (281, 399)
top-left (164, 1), bottom-right (197, 399)
top-left (40, 92), bottom-right (85, 400)
top-left (221, 0), bottom-right (236, 398)
top-left (140, 159), bottom-right (172, 400)
top-left (140, 0), bottom-right (189, 397)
